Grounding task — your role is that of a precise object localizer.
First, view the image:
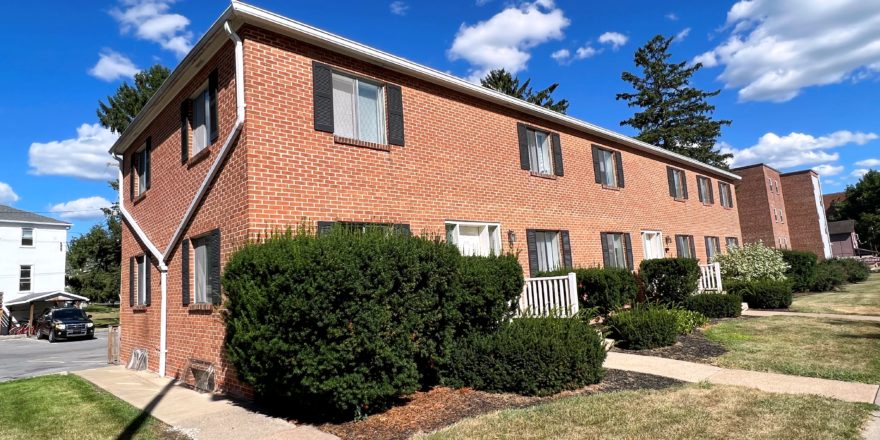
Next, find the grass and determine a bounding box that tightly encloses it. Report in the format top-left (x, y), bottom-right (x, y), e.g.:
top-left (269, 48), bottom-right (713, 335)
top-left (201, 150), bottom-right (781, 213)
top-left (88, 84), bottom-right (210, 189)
top-left (0, 375), bottom-right (176, 440)
top-left (416, 384), bottom-right (876, 440)
top-left (705, 316), bottom-right (880, 383)
top-left (790, 273), bottom-right (880, 316)
top-left (84, 303), bottom-right (120, 327)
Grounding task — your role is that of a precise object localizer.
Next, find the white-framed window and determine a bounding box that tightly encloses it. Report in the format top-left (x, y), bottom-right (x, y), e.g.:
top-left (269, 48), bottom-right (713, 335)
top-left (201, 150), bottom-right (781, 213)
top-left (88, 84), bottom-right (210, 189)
top-left (19, 265), bottom-right (32, 291)
top-left (534, 230), bottom-right (561, 273)
top-left (135, 142), bottom-right (150, 196)
top-left (192, 86), bottom-right (212, 156)
top-left (726, 237), bottom-right (739, 250)
top-left (193, 236), bottom-right (209, 304)
top-left (596, 147), bottom-right (619, 187)
top-left (21, 228), bottom-right (33, 247)
top-left (445, 221), bottom-right (501, 257)
top-left (602, 232), bottom-right (629, 269)
top-left (332, 72), bottom-right (386, 144)
top-left (705, 236), bottom-right (722, 260)
top-left (669, 168), bottom-right (687, 199)
top-left (697, 176), bottom-right (713, 204)
top-left (719, 182), bottom-right (733, 208)
top-left (527, 127), bottom-right (554, 175)
top-left (641, 231), bottom-right (664, 260)
top-left (676, 235), bottom-right (695, 258)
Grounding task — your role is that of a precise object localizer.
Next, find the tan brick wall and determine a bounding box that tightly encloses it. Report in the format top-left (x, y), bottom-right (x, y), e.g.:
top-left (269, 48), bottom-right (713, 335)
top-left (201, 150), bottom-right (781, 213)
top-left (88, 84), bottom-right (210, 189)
top-left (733, 165), bottom-right (790, 248)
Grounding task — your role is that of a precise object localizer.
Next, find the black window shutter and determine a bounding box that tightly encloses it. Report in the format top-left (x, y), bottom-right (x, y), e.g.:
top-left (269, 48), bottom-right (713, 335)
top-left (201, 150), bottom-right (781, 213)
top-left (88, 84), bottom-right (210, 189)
top-left (181, 239), bottom-right (190, 306)
top-left (129, 257), bottom-right (135, 307)
top-left (208, 69), bottom-right (219, 144)
top-left (675, 235), bottom-right (683, 257)
top-left (600, 233), bottom-right (611, 267)
top-left (560, 230), bottom-right (572, 268)
top-left (614, 151), bottom-right (625, 188)
top-left (316, 221), bottom-right (335, 236)
top-left (682, 172), bottom-right (689, 199)
top-left (688, 236), bottom-right (696, 259)
top-left (209, 229), bottom-right (222, 305)
top-left (517, 123), bottom-right (530, 170)
top-left (144, 137), bottom-right (152, 190)
top-left (551, 133), bottom-right (564, 176)
top-left (386, 84), bottom-right (405, 146)
top-left (624, 233), bottom-right (634, 270)
top-left (591, 145), bottom-right (602, 184)
top-left (180, 99), bottom-right (190, 164)
top-left (313, 62), bottom-right (334, 133)
top-left (667, 167), bottom-right (676, 197)
top-left (144, 257), bottom-right (151, 306)
top-left (393, 223), bottom-right (411, 235)
top-left (526, 229), bottom-right (538, 276)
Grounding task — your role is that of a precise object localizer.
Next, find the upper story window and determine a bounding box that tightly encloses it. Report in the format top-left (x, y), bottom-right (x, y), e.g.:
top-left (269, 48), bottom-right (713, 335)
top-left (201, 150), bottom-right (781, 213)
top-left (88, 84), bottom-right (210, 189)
top-left (592, 146), bottom-right (623, 188)
top-left (697, 176), bottom-right (714, 205)
top-left (133, 139), bottom-right (151, 197)
top-left (667, 167), bottom-right (688, 200)
top-left (21, 228), bottom-right (33, 247)
top-left (601, 232), bottom-right (632, 270)
top-left (446, 221), bottom-right (501, 257)
top-left (332, 72), bottom-right (386, 144)
top-left (192, 86), bottom-right (213, 155)
top-left (726, 237), bottom-right (739, 250)
top-left (19, 265), bottom-right (32, 291)
top-left (675, 234), bottom-right (695, 258)
top-left (181, 69), bottom-right (219, 162)
top-left (517, 124), bottom-right (564, 177)
top-left (718, 182), bottom-right (734, 208)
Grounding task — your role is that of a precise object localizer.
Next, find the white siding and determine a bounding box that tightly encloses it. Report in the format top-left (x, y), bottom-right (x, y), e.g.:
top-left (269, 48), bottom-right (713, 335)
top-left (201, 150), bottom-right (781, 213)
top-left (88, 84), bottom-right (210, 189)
top-left (0, 223), bottom-right (68, 302)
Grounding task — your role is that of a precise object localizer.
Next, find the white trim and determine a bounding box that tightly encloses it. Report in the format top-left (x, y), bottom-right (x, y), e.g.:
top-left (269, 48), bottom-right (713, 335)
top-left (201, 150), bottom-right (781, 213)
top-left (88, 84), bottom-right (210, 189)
top-left (0, 219), bottom-right (71, 227)
top-left (4, 291), bottom-right (89, 307)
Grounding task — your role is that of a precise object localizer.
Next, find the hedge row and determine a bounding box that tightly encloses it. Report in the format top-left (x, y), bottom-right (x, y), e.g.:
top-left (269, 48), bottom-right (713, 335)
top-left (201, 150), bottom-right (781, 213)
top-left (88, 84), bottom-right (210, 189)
top-left (725, 279), bottom-right (792, 309)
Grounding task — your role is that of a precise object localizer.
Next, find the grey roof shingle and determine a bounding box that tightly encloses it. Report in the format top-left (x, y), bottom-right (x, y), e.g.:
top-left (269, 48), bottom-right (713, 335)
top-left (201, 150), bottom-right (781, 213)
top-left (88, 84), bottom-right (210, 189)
top-left (828, 220), bottom-right (856, 235)
top-left (0, 205), bottom-right (71, 226)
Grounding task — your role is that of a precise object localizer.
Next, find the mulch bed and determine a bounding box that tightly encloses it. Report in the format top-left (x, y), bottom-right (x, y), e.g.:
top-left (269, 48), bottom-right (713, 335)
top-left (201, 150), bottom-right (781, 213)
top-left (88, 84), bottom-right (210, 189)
top-left (319, 369), bottom-right (683, 440)
top-left (611, 326), bottom-right (727, 363)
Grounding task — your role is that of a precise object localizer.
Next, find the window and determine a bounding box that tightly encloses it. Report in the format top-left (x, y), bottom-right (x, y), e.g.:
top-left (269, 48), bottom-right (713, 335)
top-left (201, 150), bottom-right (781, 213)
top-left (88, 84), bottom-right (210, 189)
top-left (594, 147), bottom-right (620, 187)
top-left (697, 176), bottom-right (713, 204)
top-left (192, 87), bottom-right (212, 155)
top-left (718, 182), bottom-right (733, 208)
top-left (667, 167), bottom-right (688, 199)
top-left (705, 236), bottom-right (721, 261)
top-left (21, 228), bottom-right (33, 246)
top-left (641, 231), bottom-right (664, 260)
top-left (332, 72), bottom-right (385, 144)
top-left (534, 230), bottom-right (561, 273)
top-left (726, 237), bottom-right (739, 250)
top-left (19, 265), bottom-right (32, 291)
top-left (527, 127), bottom-right (553, 175)
top-left (134, 142), bottom-right (150, 196)
top-left (445, 222), bottom-right (501, 256)
top-left (779, 208), bottom-right (784, 223)
top-left (601, 232), bottom-right (631, 269)
top-left (136, 256), bottom-right (147, 305)
top-left (675, 235), bottom-right (695, 258)
top-left (193, 237), bottom-right (209, 304)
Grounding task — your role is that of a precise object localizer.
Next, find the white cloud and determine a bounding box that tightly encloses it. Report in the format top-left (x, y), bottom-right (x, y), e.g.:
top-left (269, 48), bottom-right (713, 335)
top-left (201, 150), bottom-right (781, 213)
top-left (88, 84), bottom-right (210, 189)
top-left (110, 0), bottom-right (193, 57)
top-left (812, 164), bottom-right (844, 176)
top-left (390, 1), bottom-right (409, 15)
top-left (855, 158), bottom-right (880, 167)
top-left (728, 130), bottom-right (878, 169)
top-left (448, 0), bottom-right (570, 81)
top-left (551, 45), bottom-right (599, 65)
top-left (674, 27), bottom-right (691, 43)
top-left (694, 0), bottom-right (880, 102)
top-left (598, 32), bottom-right (628, 50)
top-left (851, 168), bottom-right (870, 178)
top-left (49, 196), bottom-right (113, 220)
top-left (665, 12), bottom-right (678, 21)
top-left (575, 45), bottom-right (598, 59)
top-left (551, 49), bottom-right (570, 63)
top-left (89, 50), bottom-right (139, 82)
top-left (0, 182), bottom-right (19, 205)
top-left (28, 123), bottom-right (119, 181)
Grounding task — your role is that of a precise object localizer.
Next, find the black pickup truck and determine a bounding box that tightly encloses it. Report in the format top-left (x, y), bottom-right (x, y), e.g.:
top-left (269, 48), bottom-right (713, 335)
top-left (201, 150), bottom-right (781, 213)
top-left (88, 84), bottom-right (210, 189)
top-left (34, 307), bottom-right (95, 342)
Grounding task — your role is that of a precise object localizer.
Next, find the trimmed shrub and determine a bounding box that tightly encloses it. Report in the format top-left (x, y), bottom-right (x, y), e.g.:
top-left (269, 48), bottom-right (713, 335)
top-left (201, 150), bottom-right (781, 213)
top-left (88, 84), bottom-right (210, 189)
top-left (606, 306), bottom-right (678, 349)
top-left (811, 261), bottom-right (847, 292)
top-left (539, 267), bottom-right (638, 316)
top-left (780, 250), bottom-right (818, 292)
top-left (669, 309), bottom-right (709, 334)
top-left (455, 255), bottom-right (525, 336)
top-left (639, 258), bottom-right (701, 305)
top-left (713, 242), bottom-right (788, 282)
top-left (725, 279), bottom-right (793, 309)
top-left (441, 317), bottom-right (606, 396)
top-left (683, 293), bottom-right (742, 318)
top-left (825, 258), bottom-right (871, 283)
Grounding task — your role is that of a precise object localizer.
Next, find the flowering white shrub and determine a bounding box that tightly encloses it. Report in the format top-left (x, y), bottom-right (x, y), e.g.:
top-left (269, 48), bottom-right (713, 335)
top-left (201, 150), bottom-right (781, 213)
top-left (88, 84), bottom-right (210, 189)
top-left (712, 241), bottom-right (788, 282)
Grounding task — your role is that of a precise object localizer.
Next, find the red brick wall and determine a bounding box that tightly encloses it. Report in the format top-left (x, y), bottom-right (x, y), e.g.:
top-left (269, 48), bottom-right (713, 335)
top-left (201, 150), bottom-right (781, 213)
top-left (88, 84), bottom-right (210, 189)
top-left (781, 171), bottom-right (830, 259)
top-left (733, 165), bottom-right (790, 248)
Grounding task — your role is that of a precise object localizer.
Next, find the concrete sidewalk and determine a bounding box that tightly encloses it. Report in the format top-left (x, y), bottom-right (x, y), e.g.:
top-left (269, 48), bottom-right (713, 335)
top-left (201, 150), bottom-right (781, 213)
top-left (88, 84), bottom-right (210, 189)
top-left (743, 310), bottom-right (880, 322)
top-left (76, 366), bottom-right (338, 440)
top-left (605, 351), bottom-right (880, 404)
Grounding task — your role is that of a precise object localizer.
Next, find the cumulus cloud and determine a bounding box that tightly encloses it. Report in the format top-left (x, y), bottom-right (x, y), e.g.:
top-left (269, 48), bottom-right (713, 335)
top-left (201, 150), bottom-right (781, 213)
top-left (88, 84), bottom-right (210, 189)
top-left (448, 0), bottom-right (569, 81)
top-left (728, 130), bottom-right (878, 169)
top-left (0, 182), bottom-right (19, 205)
top-left (855, 158), bottom-right (880, 167)
top-left (390, 1), bottom-right (409, 15)
top-left (598, 32), bottom-right (628, 50)
top-left (694, 0), bottom-right (880, 102)
top-left (851, 169), bottom-right (870, 178)
top-left (551, 49), bottom-right (570, 63)
top-left (812, 164), bottom-right (844, 176)
top-left (28, 123), bottom-right (119, 181)
top-left (551, 45), bottom-right (598, 65)
top-left (49, 196), bottom-right (113, 220)
top-left (110, 0), bottom-right (193, 57)
top-left (674, 27), bottom-right (691, 43)
top-left (89, 50), bottom-right (139, 82)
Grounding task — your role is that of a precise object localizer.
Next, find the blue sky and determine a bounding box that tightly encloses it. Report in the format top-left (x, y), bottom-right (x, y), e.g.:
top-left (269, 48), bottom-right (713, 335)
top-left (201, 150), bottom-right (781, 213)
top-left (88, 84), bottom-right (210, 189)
top-left (1, 0), bottom-right (879, 237)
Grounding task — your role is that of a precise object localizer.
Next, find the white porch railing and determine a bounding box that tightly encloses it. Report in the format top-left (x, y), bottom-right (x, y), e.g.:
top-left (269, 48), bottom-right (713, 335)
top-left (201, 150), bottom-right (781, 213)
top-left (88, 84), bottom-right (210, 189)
top-left (516, 272), bottom-right (579, 317)
top-left (698, 262), bottom-right (723, 293)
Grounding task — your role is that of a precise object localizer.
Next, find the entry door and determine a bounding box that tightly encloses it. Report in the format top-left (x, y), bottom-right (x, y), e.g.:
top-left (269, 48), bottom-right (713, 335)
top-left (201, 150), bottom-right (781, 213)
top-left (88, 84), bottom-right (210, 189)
top-left (642, 231), bottom-right (664, 260)
top-left (458, 225), bottom-right (483, 256)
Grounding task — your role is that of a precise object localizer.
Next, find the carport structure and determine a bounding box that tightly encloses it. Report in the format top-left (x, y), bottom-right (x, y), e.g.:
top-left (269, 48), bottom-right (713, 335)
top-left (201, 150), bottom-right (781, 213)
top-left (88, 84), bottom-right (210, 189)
top-left (1, 290), bottom-right (89, 335)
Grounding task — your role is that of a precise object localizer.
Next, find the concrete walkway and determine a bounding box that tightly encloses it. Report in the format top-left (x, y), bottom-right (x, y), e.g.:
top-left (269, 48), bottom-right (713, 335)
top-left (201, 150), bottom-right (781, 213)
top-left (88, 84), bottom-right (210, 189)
top-left (743, 309), bottom-right (880, 322)
top-left (76, 366), bottom-right (338, 440)
top-left (605, 352), bottom-right (880, 404)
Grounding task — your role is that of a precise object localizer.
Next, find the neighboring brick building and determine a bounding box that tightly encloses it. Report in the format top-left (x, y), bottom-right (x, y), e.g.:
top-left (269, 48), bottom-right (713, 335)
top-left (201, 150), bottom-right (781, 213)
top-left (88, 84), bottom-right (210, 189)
top-left (109, 2), bottom-right (742, 394)
top-left (823, 191), bottom-right (847, 217)
top-left (780, 170), bottom-right (833, 259)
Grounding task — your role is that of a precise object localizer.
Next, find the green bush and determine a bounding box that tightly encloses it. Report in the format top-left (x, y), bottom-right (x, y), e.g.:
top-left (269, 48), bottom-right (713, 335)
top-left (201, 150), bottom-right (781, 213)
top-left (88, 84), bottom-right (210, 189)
top-left (825, 258), bottom-right (871, 283)
top-left (441, 317), bottom-right (606, 396)
top-left (455, 255), bottom-right (525, 336)
top-left (669, 309), bottom-right (709, 334)
top-left (811, 261), bottom-right (847, 292)
top-left (683, 293), bottom-right (742, 318)
top-left (713, 242), bottom-right (788, 282)
top-left (780, 250), bottom-right (818, 292)
top-left (639, 258), bottom-right (701, 305)
top-left (539, 267), bottom-right (638, 316)
top-left (725, 279), bottom-right (793, 309)
top-left (606, 306), bottom-right (678, 349)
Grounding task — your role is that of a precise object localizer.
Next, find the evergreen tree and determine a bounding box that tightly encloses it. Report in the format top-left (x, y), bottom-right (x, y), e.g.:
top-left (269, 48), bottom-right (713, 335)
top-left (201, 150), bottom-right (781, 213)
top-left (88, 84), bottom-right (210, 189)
top-left (97, 64), bottom-right (170, 134)
top-left (66, 184), bottom-right (121, 303)
top-left (828, 170), bottom-right (880, 252)
top-left (481, 68), bottom-right (569, 114)
top-left (616, 35), bottom-right (732, 168)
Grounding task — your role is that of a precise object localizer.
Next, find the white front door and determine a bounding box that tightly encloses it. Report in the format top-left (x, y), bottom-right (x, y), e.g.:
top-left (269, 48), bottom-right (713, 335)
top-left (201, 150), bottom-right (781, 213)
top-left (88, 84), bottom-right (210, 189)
top-left (642, 231), bottom-right (664, 260)
top-left (458, 225), bottom-right (483, 256)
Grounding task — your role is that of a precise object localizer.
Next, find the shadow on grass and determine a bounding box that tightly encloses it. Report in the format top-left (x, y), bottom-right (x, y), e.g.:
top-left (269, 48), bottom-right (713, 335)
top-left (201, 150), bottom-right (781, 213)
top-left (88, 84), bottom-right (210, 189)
top-left (115, 378), bottom-right (176, 440)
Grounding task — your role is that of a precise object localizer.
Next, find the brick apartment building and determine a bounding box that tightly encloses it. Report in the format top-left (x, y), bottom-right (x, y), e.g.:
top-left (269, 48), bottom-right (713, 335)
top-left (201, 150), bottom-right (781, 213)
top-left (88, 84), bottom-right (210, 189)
top-left (732, 164), bottom-right (831, 258)
top-left (110, 2), bottom-right (742, 394)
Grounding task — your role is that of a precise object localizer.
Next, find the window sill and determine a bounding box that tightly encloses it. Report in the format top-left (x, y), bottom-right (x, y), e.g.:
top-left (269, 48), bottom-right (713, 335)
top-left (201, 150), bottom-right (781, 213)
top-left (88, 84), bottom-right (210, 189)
top-left (702, 202), bottom-right (714, 207)
top-left (672, 197), bottom-right (687, 203)
top-left (132, 192), bottom-right (147, 205)
top-left (188, 303), bottom-right (213, 313)
top-left (529, 171), bottom-right (558, 180)
top-left (187, 148), bottom-right (211, 168)
top-left (601, 184), bottom-right (621, 191)
top-left (132, 305), bottom-right (148, 313)
top-left (334, 135), bottom-right (392, 152)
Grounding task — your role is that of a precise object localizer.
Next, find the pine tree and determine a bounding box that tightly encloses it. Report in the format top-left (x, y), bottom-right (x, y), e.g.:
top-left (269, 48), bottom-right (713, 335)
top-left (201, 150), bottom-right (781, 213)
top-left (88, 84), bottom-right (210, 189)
top-left (481, 68), bottom-right (569, 114)
top-left (617, 35), bottom-right (732, 168)
top-left (97, 64), bottom-right (170, 134)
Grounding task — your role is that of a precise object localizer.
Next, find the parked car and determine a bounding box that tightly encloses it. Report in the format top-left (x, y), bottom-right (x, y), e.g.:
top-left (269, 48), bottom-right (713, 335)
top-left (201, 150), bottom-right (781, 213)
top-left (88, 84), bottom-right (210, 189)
top-left (34, 307), bottom-right (95, 342)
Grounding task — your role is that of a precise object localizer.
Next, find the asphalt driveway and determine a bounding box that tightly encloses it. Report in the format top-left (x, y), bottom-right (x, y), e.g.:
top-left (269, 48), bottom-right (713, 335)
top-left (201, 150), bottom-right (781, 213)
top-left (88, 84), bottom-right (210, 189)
top-left (0, 330), bottom-right (108, 382)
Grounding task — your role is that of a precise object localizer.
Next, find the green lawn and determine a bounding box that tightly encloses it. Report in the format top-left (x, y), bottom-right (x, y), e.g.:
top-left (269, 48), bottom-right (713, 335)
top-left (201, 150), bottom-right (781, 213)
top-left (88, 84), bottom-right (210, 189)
top-left (790, 273), bottom-right (880, 316)
top-left (0, 375), bottom-right (179, 440)
top-left (416, 384), bottom-right (876, 440)
top-left (84, 303), bottom-right (120, 328)
top-left (705, 316), bottom-right (880, 383)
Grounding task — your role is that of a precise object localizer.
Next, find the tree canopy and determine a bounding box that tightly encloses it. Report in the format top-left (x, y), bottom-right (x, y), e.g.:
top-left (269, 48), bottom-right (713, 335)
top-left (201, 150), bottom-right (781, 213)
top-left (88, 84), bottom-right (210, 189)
top-left (481, 68), bottom-right (569, 114)
top-left (66, 188), bottom-right (121, 303)
top-left (97, 64), bottom-right (170, 134)
top-left (828, 170), bottom-right (880, 253)
top-left (616, 35), bottom-right (732, 169)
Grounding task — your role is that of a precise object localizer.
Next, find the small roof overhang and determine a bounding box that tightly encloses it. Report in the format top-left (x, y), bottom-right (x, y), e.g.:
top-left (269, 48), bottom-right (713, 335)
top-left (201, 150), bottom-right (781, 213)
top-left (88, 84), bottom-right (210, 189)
top-left (4, 291), bottom-right (89, 307)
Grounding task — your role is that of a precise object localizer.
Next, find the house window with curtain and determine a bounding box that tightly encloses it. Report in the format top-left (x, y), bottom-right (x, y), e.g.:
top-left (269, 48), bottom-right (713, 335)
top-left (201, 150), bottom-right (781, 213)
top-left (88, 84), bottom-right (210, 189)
top-left (21, 228), bottom-right (33, 247)
top-left (705, 236), bottom-right (722, 260)
top-left (676, 235), bottom-right (695, 258)
top-left (192, 87), bottom-right (212, 156)
top-left (134, 141), bottom-right (150, 196)
top-left (601, 232), bottom-right (630, 269)
top-left (136, 256), bottom-right (147, 305)
top-left (445, 222), bottom-right (501, 256)
top-left (595, 147), bottom-right (620, 187)
top-left (192, 237), bottom-right (209, 304)
top-left (527, 127), bottom-right (553, 175)
top-left (726, 237), bottom-right (739, 250)
top-left (332, 72), bottom-right (386, 144)
top-left (534, 230), bottom-right (561, 272)
top-left (667, 167), bottom-right (687, 199)
top-left (719, 182), bottom-right (733, 208)
top-left (641, 231), bottom-right (664, 260)
top-left (19, 265), bottom-right (32, 291)
top-left (697, 176), bottom-right (713, 204)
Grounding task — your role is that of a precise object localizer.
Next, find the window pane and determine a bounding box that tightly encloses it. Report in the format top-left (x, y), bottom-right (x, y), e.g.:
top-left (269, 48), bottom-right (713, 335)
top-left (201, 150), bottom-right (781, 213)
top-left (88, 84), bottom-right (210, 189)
top-left (192, 91), bottom-right (208, 154)
top-left (458, 226), bottom-right (482, 256)
top-left (535, 131), bottom-right (552, 174)
top-left (137, 257), bottom-right (146, 305)
top-left (603, 151), bottom-right (617, 186)
top-left (194, 242), bottom-right (208, 303)
top-left (536, 231), bottom-right (560, 272)
top-left (357, 81), bottom-right (383, 143)
top-left (527, 129), bottom-right (539, 172)
top-left (445, 224), bottom-right (457, 244)
top-left (673, 171), bottom-right (683, 197)
top-left (488, 225), bottom-right (499, 256)
top-left (22, 228), bottom-right (33, 246)
top-left (332, 74), bottom-right (356, 138)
